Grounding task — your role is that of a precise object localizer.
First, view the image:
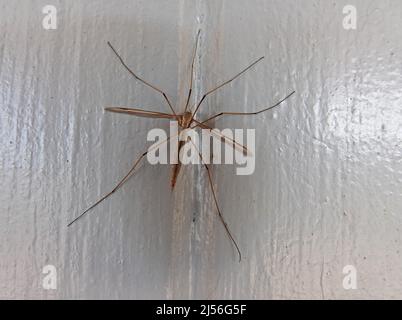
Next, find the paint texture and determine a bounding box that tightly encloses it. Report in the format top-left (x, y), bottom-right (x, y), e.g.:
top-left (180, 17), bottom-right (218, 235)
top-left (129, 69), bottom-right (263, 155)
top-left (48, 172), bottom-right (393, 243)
top-left (1, 0), bottom-right (402, 299)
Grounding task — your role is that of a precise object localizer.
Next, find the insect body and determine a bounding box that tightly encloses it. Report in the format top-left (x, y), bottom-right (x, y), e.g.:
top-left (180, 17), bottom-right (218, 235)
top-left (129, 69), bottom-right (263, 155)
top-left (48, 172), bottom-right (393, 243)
top-left (68, 31), bottom-right (295, 262)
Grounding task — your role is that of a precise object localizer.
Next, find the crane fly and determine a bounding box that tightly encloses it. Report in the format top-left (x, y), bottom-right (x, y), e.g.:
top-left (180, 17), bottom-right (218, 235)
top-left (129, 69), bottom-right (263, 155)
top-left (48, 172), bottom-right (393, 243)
top-left (68, 30), bottom-right (295, 262)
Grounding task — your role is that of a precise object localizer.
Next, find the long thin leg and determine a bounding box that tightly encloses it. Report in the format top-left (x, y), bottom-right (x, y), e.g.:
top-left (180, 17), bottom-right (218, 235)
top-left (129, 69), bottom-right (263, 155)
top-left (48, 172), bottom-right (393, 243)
top-left (68, 152), bottom-right (147, 227)
top-left (107, 41), bottom-right (178, 119)
top-left (190, 56), bottom-right (264, 123)
top-left (189, 139), bottom-right (242, 262)
top-left (199, 91), bottom-right (295, 125)
top-left (192, 119), bottom-right (251, 156)
top-left (69, 121), bottom-right (209, 227)
top-left (184, 30), bottom-right (201, 113)
top-left (68, 134), bottom-right (174, 227)
top-left (104, 107), bottom-right (177, 119)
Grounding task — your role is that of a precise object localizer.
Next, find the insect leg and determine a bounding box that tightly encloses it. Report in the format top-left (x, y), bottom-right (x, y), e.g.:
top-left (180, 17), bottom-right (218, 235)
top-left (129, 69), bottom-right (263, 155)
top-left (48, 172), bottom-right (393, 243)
top-left (184, 30), bottom-right (201, 113)
top-left (199, 91), bottom-right (295, 125)
top-left (188, 139), bottom-right (242, 262)
top-left (107, 41), bottom-right (178, 119)
top-left (190, 56), bottom-right (264, 123)
top-left (68, 121), bottom-right (209, 226)
top-left (68, 135), bottom-right (174, 227)
top-left (191, 119), bottom-right (251, 156)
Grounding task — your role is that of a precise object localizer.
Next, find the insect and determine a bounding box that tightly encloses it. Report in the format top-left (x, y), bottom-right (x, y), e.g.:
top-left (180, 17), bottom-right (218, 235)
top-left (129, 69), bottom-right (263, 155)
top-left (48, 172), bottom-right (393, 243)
top-left (68, 30), bottom-right (295, 262)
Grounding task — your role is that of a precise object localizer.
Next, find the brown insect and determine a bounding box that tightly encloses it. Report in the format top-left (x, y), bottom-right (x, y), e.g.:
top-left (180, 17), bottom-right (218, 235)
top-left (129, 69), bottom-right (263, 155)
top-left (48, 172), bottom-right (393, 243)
top-left (68, 31), bottom-right (295, 262)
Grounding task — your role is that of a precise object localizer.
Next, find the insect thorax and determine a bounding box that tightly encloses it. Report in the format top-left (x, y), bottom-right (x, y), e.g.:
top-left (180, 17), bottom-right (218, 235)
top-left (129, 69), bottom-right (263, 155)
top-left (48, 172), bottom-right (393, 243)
top-left (179, 111), bottom-right (193, 128)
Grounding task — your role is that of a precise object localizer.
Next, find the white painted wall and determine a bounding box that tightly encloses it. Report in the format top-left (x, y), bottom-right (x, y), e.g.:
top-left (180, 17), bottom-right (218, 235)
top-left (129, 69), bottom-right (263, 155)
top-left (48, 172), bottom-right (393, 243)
top-left (1, 0), bottom-right (401, 299)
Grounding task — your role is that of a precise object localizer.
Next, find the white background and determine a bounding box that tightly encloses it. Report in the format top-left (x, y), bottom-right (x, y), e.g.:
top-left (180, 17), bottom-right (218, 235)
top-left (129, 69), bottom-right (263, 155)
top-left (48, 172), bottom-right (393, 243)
top-left (1, 0), bottom-right (401, 299)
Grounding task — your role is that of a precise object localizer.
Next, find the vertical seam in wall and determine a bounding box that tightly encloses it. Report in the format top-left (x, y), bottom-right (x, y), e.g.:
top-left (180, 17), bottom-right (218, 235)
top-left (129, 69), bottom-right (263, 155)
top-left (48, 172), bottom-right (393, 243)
top-left (190, 0), bottom-right (207, 299)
